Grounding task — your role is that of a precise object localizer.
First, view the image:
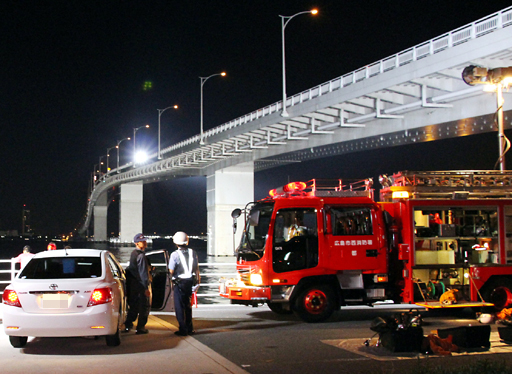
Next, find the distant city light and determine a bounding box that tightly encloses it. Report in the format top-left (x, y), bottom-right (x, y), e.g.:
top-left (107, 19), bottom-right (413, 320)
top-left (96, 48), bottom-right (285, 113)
top-left (143, 81), bottom-right (153, 91)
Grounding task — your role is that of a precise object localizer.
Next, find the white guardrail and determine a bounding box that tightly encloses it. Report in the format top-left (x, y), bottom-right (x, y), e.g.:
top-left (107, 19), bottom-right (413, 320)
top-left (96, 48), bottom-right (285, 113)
top-left (0, 259), bottom-right (236, 298)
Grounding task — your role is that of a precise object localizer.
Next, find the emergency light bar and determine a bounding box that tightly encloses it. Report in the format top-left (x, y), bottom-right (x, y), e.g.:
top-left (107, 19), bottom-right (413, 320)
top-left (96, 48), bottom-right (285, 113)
top-left (269, 182), bottom-right (307, 197)
top-left (268, 179), bottom-right (373, 199)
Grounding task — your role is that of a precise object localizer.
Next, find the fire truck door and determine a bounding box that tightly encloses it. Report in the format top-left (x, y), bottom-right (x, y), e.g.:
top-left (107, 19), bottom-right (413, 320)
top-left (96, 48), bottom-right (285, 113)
top-left (272, 208), bottom-right (319, 273)
top-left (327, 206), bottom-right (382, 270)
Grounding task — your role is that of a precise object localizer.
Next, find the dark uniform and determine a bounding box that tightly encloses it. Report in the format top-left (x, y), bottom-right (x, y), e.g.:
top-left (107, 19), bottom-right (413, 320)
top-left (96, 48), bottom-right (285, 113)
top-left (125, 233), bottom-right (152, 334)
top-left (168, 244), bottom-right (199, 336)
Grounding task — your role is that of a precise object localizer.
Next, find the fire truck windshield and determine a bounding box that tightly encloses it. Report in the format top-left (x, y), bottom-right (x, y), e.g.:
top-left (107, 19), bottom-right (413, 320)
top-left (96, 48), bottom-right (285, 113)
top-left (237, 202), bottom-right (274, 261)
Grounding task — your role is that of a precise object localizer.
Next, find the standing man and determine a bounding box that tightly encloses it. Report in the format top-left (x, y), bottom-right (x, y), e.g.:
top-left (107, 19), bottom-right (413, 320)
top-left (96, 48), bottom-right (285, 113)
top-left (124, 233), bottom-right (152, 334)
top-left (14, 245), bottom-right (35, 270)
top-left (168, 231), bottom-right (200, 336)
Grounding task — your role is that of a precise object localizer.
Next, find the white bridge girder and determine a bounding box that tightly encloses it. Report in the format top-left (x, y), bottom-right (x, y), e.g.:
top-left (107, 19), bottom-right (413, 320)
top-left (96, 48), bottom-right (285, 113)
top-left (82, 7), bottom-right (512, 254)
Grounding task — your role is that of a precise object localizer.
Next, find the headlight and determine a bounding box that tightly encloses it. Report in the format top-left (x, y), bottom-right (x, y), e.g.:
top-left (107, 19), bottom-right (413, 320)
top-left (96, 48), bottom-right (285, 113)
top-left (250, 273), bottom-right (263, 285)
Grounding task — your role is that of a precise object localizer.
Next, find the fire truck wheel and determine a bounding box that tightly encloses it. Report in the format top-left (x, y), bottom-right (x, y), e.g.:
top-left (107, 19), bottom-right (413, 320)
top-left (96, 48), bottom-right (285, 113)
top-left (267, 302), bottom-right (293, 315)
top-left (293, 284), bottom-right (336, 323)
top-left (484, 278), bottom-right (512, 310)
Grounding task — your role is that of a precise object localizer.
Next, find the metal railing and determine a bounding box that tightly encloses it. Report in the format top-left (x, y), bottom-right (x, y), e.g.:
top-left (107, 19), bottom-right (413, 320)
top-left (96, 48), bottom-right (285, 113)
top-left (0, 259), bottom-right (236, 299)
top-left (164, 6), bottom-right (512, 153)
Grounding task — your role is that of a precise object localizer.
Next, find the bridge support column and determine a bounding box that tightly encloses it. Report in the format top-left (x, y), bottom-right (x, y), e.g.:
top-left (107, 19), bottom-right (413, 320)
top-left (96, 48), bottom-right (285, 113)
top-left (120, 181), bottom-right (143, 243)
top-left (93, 192), bottom-right (108, 242)
top-left (207, 162), bottom-right (254, 256)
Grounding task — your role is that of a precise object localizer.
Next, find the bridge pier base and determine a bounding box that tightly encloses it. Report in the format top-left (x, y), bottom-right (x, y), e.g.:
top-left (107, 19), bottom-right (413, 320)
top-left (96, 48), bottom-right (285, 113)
top-left (120, 180), bottom-right (143, 243)
top-left (207, 162), bottom-right (254, 256)
top-left (93, 192), bottom-right (108, 241)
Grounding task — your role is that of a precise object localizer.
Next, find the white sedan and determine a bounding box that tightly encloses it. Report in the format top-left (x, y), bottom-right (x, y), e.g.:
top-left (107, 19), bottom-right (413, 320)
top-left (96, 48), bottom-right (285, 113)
top-left (2, 249), bottom-right (127, 348)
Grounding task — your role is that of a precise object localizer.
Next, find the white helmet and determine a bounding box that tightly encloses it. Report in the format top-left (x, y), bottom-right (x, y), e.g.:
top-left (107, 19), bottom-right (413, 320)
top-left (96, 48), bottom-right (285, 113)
top-left (173, 231), bottom-right (189, 246)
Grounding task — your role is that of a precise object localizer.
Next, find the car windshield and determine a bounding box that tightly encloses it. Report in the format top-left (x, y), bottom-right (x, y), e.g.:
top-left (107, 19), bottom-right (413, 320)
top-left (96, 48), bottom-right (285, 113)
top-left (19, 257), bottom-right (102, 279)
top-left (237, 202), bottom-right (274, 261)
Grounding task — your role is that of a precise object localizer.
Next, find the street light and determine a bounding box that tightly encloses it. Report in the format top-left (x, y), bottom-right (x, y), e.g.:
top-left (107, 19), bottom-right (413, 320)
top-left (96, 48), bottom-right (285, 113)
top-left (116, 137), bottom-right (131, 173)
top-left (280, 9), bottom-right (318, 117)
top-left (157, 105), bottom-right (178, 159)
top-left (200, 71), bottom-right (226, 145)
top-left (106, 146), bottom-right (115, 173)
top-left (133, 124), bottom-right (150, 160)
top-left (462, 65), bottom-right (512, 171)
top-left (98, 155), bottom-right (106, 176)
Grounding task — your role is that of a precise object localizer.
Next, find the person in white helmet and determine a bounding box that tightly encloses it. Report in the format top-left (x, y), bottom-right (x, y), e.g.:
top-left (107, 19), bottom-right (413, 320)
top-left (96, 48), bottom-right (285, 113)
top-left (168, 231), bottom-right (200, 336)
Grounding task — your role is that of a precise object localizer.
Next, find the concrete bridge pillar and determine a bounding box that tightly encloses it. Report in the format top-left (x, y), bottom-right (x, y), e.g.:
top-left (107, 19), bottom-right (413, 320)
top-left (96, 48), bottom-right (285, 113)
top-left (120, 180), bottom-right (143, 243)
top-left (207, 162), bottom-right (254, 256)
top-left (93, 191), bottom-right (108, 241)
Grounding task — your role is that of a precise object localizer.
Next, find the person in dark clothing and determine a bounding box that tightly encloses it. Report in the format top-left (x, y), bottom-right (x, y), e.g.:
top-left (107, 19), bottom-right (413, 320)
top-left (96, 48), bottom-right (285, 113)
top-left (124, 233), bottom-right (152, 334)
top-left (168, 231), bottom-right (200, 336)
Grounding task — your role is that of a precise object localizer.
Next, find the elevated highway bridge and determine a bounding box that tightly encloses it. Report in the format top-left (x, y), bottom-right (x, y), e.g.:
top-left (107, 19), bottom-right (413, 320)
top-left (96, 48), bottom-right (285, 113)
top-left (81, 7), bottom-right (512, 256)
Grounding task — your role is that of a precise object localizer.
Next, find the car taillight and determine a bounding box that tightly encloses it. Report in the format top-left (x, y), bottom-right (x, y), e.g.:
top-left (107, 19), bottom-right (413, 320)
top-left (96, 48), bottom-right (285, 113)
top-left (87, 287), bottom-right (112, 307)
top-left (2, 289), bottom-right (22, 307)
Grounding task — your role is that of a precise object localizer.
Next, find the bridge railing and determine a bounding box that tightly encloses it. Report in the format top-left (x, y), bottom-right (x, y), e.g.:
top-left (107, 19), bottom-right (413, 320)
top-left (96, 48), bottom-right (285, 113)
top-left (0, 259), bottom-right (236, 301)
top-left (163, 5), bottom-right (512, 155)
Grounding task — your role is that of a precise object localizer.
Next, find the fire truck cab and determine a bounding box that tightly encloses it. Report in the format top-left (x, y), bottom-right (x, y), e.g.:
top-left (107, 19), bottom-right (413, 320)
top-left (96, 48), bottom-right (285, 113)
top-left (220, 171), bottom-right (512, 322)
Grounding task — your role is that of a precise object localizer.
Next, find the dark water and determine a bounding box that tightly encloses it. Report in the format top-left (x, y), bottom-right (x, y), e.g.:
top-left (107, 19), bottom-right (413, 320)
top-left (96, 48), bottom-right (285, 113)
top-left (0, 237), bottom-right (236, 304)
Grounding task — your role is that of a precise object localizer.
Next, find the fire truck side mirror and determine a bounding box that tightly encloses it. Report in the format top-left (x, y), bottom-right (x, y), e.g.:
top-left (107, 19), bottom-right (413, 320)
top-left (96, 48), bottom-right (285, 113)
top-left (231, 208), bottom-right (242, 219)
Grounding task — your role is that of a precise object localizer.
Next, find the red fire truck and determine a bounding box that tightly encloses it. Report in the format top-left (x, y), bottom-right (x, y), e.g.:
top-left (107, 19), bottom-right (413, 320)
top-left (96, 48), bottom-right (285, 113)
top-left (220, 170), bottom-right (512, 322)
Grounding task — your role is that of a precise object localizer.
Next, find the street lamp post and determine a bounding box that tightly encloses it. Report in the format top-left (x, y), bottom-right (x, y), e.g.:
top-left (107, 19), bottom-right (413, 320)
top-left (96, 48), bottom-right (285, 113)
top-left (116, 137), bottom-right (131, 173)
top-left (106, 146), bottom-right (115, 173)
top-left (133, 125), bottom-right (150, 167)
top-left (462, 65), bottom-right (512, 171)
top-left (157, 105), bottom-right (178, 159)
top-left (280, 9), bottom-right (318, 117)
top-left (200, 71), bottom-right (226, 145)
top-left (98, 155), bottom-right (106, 176)
top-left (133, 124), bottom-right (150, 154)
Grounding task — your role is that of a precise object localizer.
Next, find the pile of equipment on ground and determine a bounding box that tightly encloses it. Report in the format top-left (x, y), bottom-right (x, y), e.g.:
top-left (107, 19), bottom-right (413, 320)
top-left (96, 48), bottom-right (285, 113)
top-left (367, 310), bottom-right (498, 356)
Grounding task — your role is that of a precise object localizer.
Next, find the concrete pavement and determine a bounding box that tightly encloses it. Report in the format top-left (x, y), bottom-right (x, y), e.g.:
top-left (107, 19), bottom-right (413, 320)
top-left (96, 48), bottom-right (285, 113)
top-left (0, 304), bottom-right (249, 374)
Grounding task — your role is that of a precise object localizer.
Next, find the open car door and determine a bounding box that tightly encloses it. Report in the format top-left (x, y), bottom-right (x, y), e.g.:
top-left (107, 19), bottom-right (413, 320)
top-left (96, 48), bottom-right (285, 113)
top-left (145, 249), bottom-right (174, 312)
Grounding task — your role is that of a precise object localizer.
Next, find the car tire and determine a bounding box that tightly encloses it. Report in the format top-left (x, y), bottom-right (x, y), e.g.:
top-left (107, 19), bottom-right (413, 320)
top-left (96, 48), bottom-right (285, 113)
top-left (106, 326), bottom-right (121, 347)
top-left (9, 336), bottom-right (28, 348)
top-left (293, 284), bottom-right (336, 323)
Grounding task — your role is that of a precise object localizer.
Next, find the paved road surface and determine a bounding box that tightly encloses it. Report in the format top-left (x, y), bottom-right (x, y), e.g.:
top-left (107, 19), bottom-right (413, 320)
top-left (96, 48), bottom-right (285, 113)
top-left (2, 303), bottom-right (512, 374)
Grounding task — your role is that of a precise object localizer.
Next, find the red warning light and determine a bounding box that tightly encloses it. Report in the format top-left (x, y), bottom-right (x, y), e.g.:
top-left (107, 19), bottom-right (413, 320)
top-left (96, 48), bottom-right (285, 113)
top-left (269, 181), bottom-right (306, 197)
top-left (283, 182), bottom-right (306, 192)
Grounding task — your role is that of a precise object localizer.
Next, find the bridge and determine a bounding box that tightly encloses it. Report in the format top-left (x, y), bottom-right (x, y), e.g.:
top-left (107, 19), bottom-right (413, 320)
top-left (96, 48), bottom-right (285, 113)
top-left (81, 6), bottom-right (512, 256)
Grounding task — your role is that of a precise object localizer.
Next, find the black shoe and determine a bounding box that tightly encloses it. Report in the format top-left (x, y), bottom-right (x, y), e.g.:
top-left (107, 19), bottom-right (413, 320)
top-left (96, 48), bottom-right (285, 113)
top-left (174, 331), bottom-right (187, 336)
top-left (188, 330), bottom-right (196, 335)
top-left (136, 328), bottom-right (149, 334)
top-left (123, 326), bottom-right (132, 333)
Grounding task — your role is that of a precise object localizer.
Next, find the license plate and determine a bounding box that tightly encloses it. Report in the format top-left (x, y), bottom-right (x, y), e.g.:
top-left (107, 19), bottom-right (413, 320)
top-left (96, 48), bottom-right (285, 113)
top-left (42, 293), bottom-right (69, 309)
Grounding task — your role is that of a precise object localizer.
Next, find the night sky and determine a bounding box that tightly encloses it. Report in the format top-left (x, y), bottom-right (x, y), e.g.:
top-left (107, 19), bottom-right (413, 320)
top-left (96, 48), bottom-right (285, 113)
top-left (2, 1), bottom-right (512, 237)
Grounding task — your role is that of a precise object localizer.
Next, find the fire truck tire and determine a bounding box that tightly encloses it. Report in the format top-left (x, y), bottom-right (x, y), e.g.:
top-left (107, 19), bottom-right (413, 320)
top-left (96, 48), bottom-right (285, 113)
top-left (483, 278), bottom-right (512, 310)
top-left (293, 284), bottom-right (336, 323)
top-left (267, 302), bottom-right (293, 315)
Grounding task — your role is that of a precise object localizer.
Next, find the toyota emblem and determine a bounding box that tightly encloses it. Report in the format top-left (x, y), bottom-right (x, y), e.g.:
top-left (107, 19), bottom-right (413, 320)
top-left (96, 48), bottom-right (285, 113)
top-left (49, 284), bottom-right (58, 290)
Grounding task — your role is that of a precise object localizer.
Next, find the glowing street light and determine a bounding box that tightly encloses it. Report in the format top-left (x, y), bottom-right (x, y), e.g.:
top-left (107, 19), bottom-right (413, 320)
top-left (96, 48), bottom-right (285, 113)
top-left (462, 65), bottom-right (512, 171)
top-left (200, 71), bottom-right (226, 145)
top-left (133, 124), bottom-right (150, 166)
top-left (116, 137), bottom-right (131, 173)
top-left (134, 150), bottom-right (149, 165)
top-left (280, 9), bottom-right (318, 117)
top-left (106, 146), bottom-right (115, 173)
top-left (157, 105), bottom-right (178, 159)
top-left (98, 155), bottom-right (106, 175)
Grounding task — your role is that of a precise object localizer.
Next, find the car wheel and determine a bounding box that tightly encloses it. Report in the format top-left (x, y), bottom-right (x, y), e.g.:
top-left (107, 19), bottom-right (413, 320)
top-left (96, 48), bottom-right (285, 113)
top-left (293, 284), bottom-right (336, 323)
top-left (9, 336), bottom-right (28, 348)
top-left (106, 326), bottom-right (121, 347)
top-left (267, 302), bottom-right (293, 315)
